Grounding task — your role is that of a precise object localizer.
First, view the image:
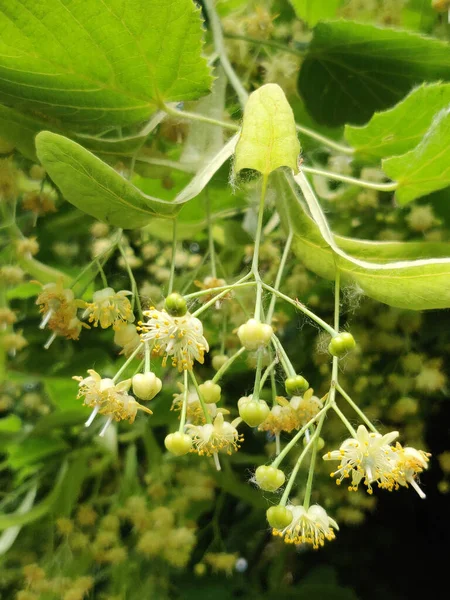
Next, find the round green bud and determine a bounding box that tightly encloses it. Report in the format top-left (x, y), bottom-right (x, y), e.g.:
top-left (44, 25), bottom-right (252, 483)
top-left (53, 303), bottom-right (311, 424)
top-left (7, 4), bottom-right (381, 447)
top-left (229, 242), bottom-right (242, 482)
top-left (132, 372), bottom-right (162, 401)
top-left (266, 505), bottom-right (293, 529)
top-left (212, 354), bottom-right (228, 371)
top-left (198, 380), bottom-right (221, 404)
top-left (328, 332), bottom-right (356, 357)
top-left (238, 398), bottom-right (270, 427)
top-left (164, 432), bottom-right (192, 456)
top-left (164, 292), bottom-right (187, 317)
top-left (237, 318), bottom-right (273, 351)
top-left (255, 465), bottom-right (286, 491)
top-left (303, 436), bottom-right (325, 451)
top-left (285, 375), bottom-right (309, 396)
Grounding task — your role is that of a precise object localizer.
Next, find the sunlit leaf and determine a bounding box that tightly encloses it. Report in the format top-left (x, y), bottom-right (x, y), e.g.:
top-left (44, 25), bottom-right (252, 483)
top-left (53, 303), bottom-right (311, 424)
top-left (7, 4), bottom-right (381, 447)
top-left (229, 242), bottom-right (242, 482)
top-left (345, 83), bottom-right (450, 161)
top-left (289, 0), bottom-right (342, 26)
top-left (0, 0), bottom-right (212, 130)
top-left (382, 106), bottom-right (450, 203)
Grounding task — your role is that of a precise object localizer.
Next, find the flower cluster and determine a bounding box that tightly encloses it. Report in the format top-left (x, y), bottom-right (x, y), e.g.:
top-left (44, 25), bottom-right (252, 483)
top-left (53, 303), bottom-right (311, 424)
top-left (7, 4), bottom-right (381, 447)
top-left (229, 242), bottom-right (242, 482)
top-left (36, 281), bottom-right (86, 344)
top-left (271, 504), bottom-right (339, 549)
top-left (82, 287), bottom-right (134, 330)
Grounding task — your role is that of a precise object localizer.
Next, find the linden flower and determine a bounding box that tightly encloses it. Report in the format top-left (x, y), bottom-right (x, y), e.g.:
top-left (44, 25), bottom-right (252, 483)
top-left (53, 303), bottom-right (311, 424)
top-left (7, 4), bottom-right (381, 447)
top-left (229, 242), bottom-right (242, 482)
top-left (290, 389), bottom-right (323, 427)
top-left (139, 308), bottom-right (209, 371)
top-left (272, 504), bottom-right (339, 549)
top-left (83, 287), bottom-right (134, 330)
top-left (323, 425), bottom-right (399, 493)
top-left (74, 370), bottom-right (152, 436)
top-left (114, 322), bottom-right (143, 358)
top-left (258, 391), bottom-right (322, 435)
top-left (186, 413), bottom-right (243, 457)
top-left (36, 281), bottom-right (86, 345)
top-left (391, 444), bottom-right (430, 499)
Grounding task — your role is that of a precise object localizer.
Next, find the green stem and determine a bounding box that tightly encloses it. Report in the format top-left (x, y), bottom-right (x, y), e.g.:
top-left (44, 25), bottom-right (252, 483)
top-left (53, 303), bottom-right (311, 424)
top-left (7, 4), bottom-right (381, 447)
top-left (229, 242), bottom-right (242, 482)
top-left (336, 383), bottom-right (378, 434)
top-left (212, 347), bottom-right (246, 384)
top-left (184, 280), bottom-right (255, 300)
top-left (259, 355), bottom-right (278, 392)
top-left (262, 283), bottom-right (337, 337)
top-left (279, 433), bottom-right (317, 507)
top-left (118, 241), bottom-right (143, 321)
top-left (96, 259), bottom-right (108, 288)
top-left (163, 103), bottom-right (239, 132)
top-left (271, 334), bottom-right (296, 378)
top-left (296, 125), bottom-right (354, 156)
top-left (266, 229), bottom-right (293, 325)
top-left (179, 370), bottom-right (189, 432)
top-left (144, 342), bottom-right (151, 374)
top-left (271, 404), bottom-right (329, 469)
top-left (70, 233), bottom-right (120, 291)
top-left (191, 273), bottom-right (253, 318)
top-left (302, 166), bottom-right (397, 191)
top-left (188, 370), bottom-right (212, 424)
top-left (252, 175), bottom-right (269, 321)
top-left (203, 0), bottom-right (249, 107)
top-left (332, 403), bottom-right (357, 438)
top-left (168, 219), bottom-right (177, 296)
top-left (224, 32), bottom-right (304, 56)
top-left (112, 342), bottom-right (143, 383)
top-left (205, 192), bottom-right (217, 279)
top-left (252, 349), bottom-right (264, 402)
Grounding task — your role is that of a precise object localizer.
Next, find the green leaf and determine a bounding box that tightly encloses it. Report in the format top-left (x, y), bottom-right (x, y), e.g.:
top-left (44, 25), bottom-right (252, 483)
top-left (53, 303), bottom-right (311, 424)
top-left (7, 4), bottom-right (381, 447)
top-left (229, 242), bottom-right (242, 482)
top-left (382, 106), bottom-right (450, 203)
top-left (234, 84), bottom-right (300, 176)
top-left (275, 172), bottom-right (450, 310)
top-left (7, 436), bottom-right (69, 470)
top-left (0, 463), bottom-right (67, 531)
top-left (0, 414), bottom-right (22, 433)
top-left (345, 83), bottom-right (450, 161)
top-left (0, 0), bottom-right (212, 130)
top-left (299, 21), bottom-right (450, 127)
top-left (35, 131), bottom-right (238, 229)
top-left (6, 282), bottom-right (41, 300)
top-left (289, 0), bottom-right (342, 26)
top-left (0, 485), bottom-right (37, 555)
top-left (0, 105), bottom-right (49, 160)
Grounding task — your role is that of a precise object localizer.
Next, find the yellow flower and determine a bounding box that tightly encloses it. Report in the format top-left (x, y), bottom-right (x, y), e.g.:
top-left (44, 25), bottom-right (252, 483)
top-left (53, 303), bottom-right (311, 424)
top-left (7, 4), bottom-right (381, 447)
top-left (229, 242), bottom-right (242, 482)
top-left (390, 444), bottom-right (430, 499)
top-left (139, 308), bottom-right (209, 371)
top-left (272, 504), bottom-right (339, 549)
top-left (186, 413), bottom-right (243, 457)
top-left (36, 281), bottom-right (86, 342)
top-left (83, 287), bottom-right (134, 330)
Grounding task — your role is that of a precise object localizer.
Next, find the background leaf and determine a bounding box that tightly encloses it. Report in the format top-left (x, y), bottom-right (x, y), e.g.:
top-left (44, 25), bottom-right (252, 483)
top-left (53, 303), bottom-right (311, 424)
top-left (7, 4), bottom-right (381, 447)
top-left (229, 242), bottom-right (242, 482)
top-left (275, 172), bottom-right (450, 310)
top-left (0, 0), bottom-right (212, 130)
top-left (345, 83), bottom-right (450, 161)
top-left (382, 106), bottom-right (450, 203)
top-left (299, 21), bottom-right (450, 127)
top-left (289, 0), bottom-right (342, 27)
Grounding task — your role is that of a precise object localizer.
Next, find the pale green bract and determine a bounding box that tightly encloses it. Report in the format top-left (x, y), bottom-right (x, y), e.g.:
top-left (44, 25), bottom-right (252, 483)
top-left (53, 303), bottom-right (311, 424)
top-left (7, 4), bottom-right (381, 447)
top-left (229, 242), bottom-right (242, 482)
top-left (289, 0), bottom-right (342, 27)
top-left (382, 106), bottom-right (450, 204)
top-left (0, 0), bottom-right (212, 130)
top-left (35, 131), bottom-right (239, 229)
top-left (275, 172), bottom-right (450, 311)
top-left (234, 84), bottom-right (300, 176)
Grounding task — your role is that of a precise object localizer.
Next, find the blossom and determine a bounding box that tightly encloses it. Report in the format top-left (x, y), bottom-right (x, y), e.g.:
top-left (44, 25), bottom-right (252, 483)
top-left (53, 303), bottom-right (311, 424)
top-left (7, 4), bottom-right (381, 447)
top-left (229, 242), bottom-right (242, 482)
top-left (323, 425), bottom-right (399, 493)
top-left (272, 504), bottom-right (339, 549)
top-left (139, 308), bottom-right (209, 371)
top-left (113, 322), bottom-right (143, 358)
top-left (390, 444), bottom-right (430, 499)
top-left (83, 287), bottom-right (134, 330)
top-left (258, 390), bottom-right (322, 435)
top-left (186, 413), bottom-right (243, 456)
top-left (36, 281), bottom-right (86, 342)
top-left (74, 369), bottom-right (152, 436)
top-left (171, 384), bottom-right (226, 425)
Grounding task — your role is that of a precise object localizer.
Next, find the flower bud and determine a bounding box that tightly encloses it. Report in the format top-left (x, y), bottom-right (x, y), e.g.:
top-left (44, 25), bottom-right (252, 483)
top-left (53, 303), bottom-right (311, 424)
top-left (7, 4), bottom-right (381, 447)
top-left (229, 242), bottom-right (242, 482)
top-left (303, 436), bottom-right (325, 451)
top-left (255, 465), bottom-right (285, 491)
top-left (165, 292), bottom-right (187, 316)
top-left (238, 397), bottom-right (270, 427)
top-left (285, 375), bottom-right (309, 396)
top-left (328, 332), bottom-right (356, 357)
top-left (132, 372), bottom-right (162, 401)
top-left (237, 318), bottom-right (273, 351)
top-left (212, 354), bottom-right (228, 371)
top-left (266, 505), bottom-right (293, 529)
top-left (198, 380), bottom-right (221, 404)
top-left (165, 432), bottom-right (192, 456)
